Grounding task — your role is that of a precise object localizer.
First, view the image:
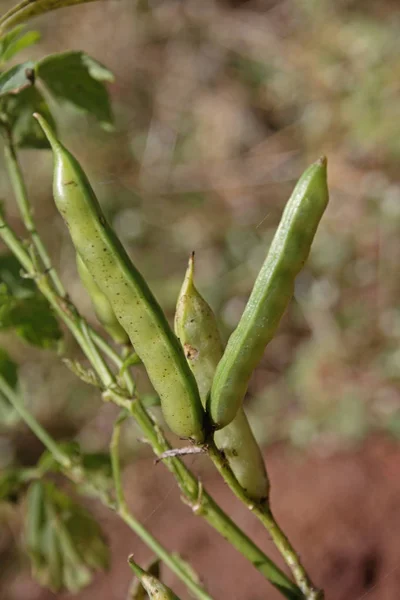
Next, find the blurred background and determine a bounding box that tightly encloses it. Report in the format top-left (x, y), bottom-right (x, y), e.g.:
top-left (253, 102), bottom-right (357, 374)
top-left (1, 0), bottom-right (400, 599)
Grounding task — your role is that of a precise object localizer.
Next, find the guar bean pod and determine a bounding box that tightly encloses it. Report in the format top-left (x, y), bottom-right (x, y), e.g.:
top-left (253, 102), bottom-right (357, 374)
top-left (35, 114), bottom-right (204, 442)
top-left (175, 254), bottom-right (269, 501)
top-left (76, 253), bottom-right (129, 345)
top-left (128, 557), bottom-right (181, 600)
top-left (209, 157), bottom-right (329, 428)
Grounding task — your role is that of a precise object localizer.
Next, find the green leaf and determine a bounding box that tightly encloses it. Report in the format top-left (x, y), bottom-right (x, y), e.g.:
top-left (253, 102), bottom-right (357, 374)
top-left (25, 481), bottom-right (110, 593)
top-left (3, 86), bottom-right (56, 149)
top-left (0, 26), bottom-right (40, 65)
top-left (0, 252), bottom-right (35, 297)
top-left (0, 468), bottom-right (26, 502)
top-left (36, 51), bottom-right (114, 128)
top-left (0, 347), bottom-right (19, 426)
top-left (0, 289), bottom-right (62, 349)
top-left (37, 441), bottom-right (81, 473)
top-left (77, 451), bottom-right (113, 499)
top-left (0, 60), bottom-right (35, 97)
top-left (38, 444), bottom-right (113, 499)
top-left (0, 252), bottom-right (62, 348)
top-left (0, 347), bottom-right (17, 389)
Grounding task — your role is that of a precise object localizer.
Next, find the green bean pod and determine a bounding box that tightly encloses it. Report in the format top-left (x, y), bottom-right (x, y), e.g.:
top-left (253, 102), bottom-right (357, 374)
top-left (175, 254), bottom-right (269, 501)
top-left (35, 114), bottom-right (204, 442)
top-left (76, 254), bottom-right (129, 345)
top-left (128, 557), bottom-right (181, 600)
top-left (209, 157), bottom-right (329, 428)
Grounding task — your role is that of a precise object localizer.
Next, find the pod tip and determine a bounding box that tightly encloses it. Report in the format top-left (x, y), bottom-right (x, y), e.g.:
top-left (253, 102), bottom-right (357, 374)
top-left (33, 112), bottom-right (59, 150)
top-left (316, 155), bottom-right (327, 168)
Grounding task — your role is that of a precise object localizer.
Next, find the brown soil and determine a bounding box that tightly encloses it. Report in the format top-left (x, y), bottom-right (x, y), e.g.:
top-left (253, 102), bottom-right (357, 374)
top-left (7, 436), bottom-right (400, 600)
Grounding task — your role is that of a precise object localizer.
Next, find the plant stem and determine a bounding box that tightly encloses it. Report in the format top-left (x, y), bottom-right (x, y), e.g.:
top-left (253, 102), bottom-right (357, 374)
top-left (0, 216), bottom-right (301, 599)
top-left (128, 401), bottom-right (302, 599)
top-left (207, 439), bottom-right (323, 600)
top-left (110, 413), bottom-right (213, 600)
top-left (0, 374), bottom-right (71, 469)
top-left (110, 411), bottom-right (129, 513)
top-left (3, 129), bottom-right (65, 297)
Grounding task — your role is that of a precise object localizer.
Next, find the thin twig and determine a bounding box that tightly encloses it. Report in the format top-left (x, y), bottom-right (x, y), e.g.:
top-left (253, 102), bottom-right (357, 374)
top-left (110, 412), bottom-right (213, 600)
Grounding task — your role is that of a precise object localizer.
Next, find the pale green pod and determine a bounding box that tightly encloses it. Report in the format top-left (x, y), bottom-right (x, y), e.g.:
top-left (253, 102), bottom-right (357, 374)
top-left (175, 254), bottom-right (269, 501)
top-left (76, 254), bottom-right (129, 345)
top-left (128, 557), bottom-right (181, 600)
top-left (209, 158), bottom-right (329, 428)
top-left (35, 114), bottom-right (204, 442)
top-left (174, 252), bottom-right (224, 402)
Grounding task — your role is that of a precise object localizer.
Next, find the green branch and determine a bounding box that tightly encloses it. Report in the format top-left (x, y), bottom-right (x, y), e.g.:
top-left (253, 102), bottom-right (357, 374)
top-left (207, 440), bottom-right (323, 600)
top-left (110, 413), bottom-right (214, 600)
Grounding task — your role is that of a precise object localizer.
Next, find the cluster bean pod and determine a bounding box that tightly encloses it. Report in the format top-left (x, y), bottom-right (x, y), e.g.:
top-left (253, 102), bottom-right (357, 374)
top-left (175, 254), bottom-right (269, 501)
top-left (128, 556), bottom-right (181, 600)
top-left (209, 157), bottom-right (329, 429)
top-left (76, 253), bottom-right (129, 345)
top-left (34, 114), bottom-right (205, 442)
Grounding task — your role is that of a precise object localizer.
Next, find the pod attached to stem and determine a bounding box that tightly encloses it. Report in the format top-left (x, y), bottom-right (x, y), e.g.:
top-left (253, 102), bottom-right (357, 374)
top-left (128, 556), bottom-right (181, 600)
top-left (175, 254), bottom-right (269, 501)
top-left (34, 113), bottom-right (204, 442)
top-left (209, 158), bottom-right (329, 429)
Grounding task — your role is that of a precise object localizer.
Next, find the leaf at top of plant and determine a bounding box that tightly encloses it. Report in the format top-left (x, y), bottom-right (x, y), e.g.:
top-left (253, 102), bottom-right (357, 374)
top-left (3, 85), bottom-right (56, 149)
top-left (25, 480), bottom-right (110, 593)
top-left (0, 289), bottom-right (62, 349)
top-left (0, 346), bottom-right (20, 427)
top-left (0, 60), bottom-right (35, 97)
top-left (37, 443), bottom-right (113, 499)
top-left (36, 51), bottom-right (114, 129)
top-left (0, 25), bottom-right (40, 65)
